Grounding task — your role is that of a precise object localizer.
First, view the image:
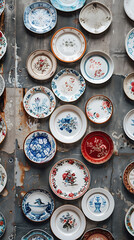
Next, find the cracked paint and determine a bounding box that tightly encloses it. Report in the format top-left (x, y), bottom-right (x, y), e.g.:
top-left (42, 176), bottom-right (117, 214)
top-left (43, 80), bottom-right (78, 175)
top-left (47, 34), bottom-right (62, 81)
top-left (15, 158), bottom-right (30, 187)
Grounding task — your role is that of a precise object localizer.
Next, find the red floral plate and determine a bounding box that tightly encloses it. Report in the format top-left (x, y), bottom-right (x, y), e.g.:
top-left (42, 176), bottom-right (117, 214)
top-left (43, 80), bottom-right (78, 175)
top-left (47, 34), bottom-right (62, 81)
top-left (81, 131), bottom-right (114, 164)
top-left (49, 158), bottom-right (90, 200)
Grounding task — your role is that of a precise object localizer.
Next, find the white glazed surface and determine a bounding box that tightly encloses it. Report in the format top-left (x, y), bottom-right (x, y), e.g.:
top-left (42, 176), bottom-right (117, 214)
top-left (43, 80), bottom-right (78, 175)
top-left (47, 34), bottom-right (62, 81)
top-left (124, 0), bottom-right (134, 21)
top-left (123, 73), bottom-right (134, 100)
top-left (123, 109), bottom-right (134, 141)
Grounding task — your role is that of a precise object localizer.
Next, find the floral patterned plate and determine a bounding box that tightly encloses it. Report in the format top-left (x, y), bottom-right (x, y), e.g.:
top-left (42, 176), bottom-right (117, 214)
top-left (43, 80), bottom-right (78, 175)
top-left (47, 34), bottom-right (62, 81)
top-left (0, 31), bottom-right (7, 60)
top-left (0, 75), bottom-right (5, 97)
top-left (49, 104), bottom-right (87, 143)
top-left (23, 130), bottom-right (57, 164)
top-left (23, 2), bottom-right (57, 34)
top-left (51, 27), bottom-right (86, 63)
top-left (49, 158), bottom-right (90, 200)
top-left (21, 189), bottom-right (54, 222)
top-left (21, 229), bottom-right (54, 240)
top-left (123, 109), bottom-right (134, 141)
top-left (0, 164), bottom-right (7, 193)
top-left (0, 212), bottom-right (6, 238)
top-left (50, 0), bottom-right (86, 12)
top-left (81, 131), bottom-right (114, 164)
top-left (81, 228), bottom-right (114, 240)
top-left (125, 28), bottom-right (134, 61)
top-left (125, 205), bottom-right (134, 236)
top-left (85, 95), bottom-right (113, 124)
top-left (23, 86), bottom-right (56, 119)
top-left (0, 0), bottom-right (5, 15)
top-left (50, 205), bottom-right (86, 240)
top-left (82, 188), bottom-right (115, 222)
top-left (123, 162), bottom-right (134, 194)
top-left (124, 0), bottom-right (134, 21)
top-left (51, 69), bottom-right (86, 102)
top-left (79, 2), bottom-right (112, 34)
top-left (80, 51), bottom-right (114, 84)
top-left (0, 115), bottom-right (7, 144)
top-left (123, 73), bottom-right (134, 100)
top-left (26, 50), bottom-right (57, 81)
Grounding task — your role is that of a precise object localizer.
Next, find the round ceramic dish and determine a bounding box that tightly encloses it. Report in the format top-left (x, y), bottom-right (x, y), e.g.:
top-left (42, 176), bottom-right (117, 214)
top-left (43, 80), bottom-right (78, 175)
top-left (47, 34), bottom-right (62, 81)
top-left (49, 104), bottom-right (87, 144)
top-left (80, 51), bottom-right (114, 84)
top-left (21, 189), bottom-right (54, 222)
top-left (123, 162), bottom-right (134, 194)
top-left (50, 0), bottom-right (86, 12)
top-left (0, 31), bottom-right (7, 60)
top-left (123, 73), bottom-right (134, 100)
top-left (123, 109), bottom-right (134, 141)
top-left (26, 50), bottom-right (57, 81)
top-left (81, 131), bottom-right (114, 164)
top-left (23, 2), bottom-right (57, 34)
top-left (0, 212), bottom-right (6, 238)
top-left (0, 164), bottom-right (7, 193)
top-left (125, 205), bottom-right (134, 236)
top-left (51, 27), bottom-right (86, 63)
top-left (79, 2), bottom-right (112, 34)
top-left (0, 0), bottom-right (5, 15)
top-left (0, 75), bottom-right (5, 97)
top-left (86, 95), bottom-right (113, 124)
top-left (21, 229), bottom-right (54, 240)
top-left (49, 158), bottom-right (90, 200)
top-left (124, 0), bottom-right (134, 21)
top-left (23, 86), bottom-right (56, 119)
top-left (81, 228), bottom-right (114, 240)
top-left (23, 130), bottom-right (57, 164)
top-left (125, 28), bottom-right (134, 61)
top-left (50, 205), bottom-right (86, 240)
top-left (81, 188), bottom-right (115, 222)
top-left (0, 116), bottom-right (7, 144)
top-left (51, 69), bottom-right (86, 102)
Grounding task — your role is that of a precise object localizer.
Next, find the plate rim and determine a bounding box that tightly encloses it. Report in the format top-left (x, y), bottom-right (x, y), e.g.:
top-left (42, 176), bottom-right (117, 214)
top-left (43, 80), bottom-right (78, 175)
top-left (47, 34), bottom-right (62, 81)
top-left (124, 0), bottom-right (134, 21)
top-left (123, 162), bottom-right (134, 194)
top-left (123, 72), bottom-right (134, 100)
top-left (125, 205), bottom-right (134, 236)
top-left (123, 109), bottom-right (134, 141)
top-left (125, 28), bottom-right (134, 61)
top-left (21, 229), bottom-right (54, 240)
top-left (81, 227), bottom-right (114, 240)
top-left (0, 164), bottom-right (7, 193)
top-left (0, 0), bottom-right (5, 15)
top-left (0, 115), bottom-right (7, 144)
top-left (0, 74), bottom-right (5, 97)
top-left (0, 211), bottom-right (6, 238)
top-left (50, 0), bottom-right (86, 12)
top-left (0, 31), bottom-right (7, 60)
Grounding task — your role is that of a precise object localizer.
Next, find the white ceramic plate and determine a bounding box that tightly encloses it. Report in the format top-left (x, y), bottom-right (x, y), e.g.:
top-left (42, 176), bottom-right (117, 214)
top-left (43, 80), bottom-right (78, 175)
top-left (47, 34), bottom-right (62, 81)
top-left (50, 0), bottom-right (86, 12)
top-left (26, 50), bottom-right (57, 80)
top-left (125, 205), bottom-right (134, 236)
top-left (123, 73), bottom-right (134, 100)
top-left (51, 27), bottom-right (86, 62)
top-left (80, 51), bottom-right (114, 84)
top-left (124, 0), bottom-right (134, 21)
top-left (0, 164), bottom-right (7, 193)
top-left (49, 104), bottom-right (87, 143)
top-left (50, 205), bottom-right (86, 240)
top-left (21, 229), bottom-right (54, 240)
top-left (0, 115), bottom-right (7, 144)
top-left (0, 0), bottom-right (5, 15)
top-left (81, 188), bottom-right (115, 221)
top-left (79, 2), bottom-right (112, 34)
top-left (0, 31), bottom-right (7, 60)
top-left (125, 28), bottom-right (134, 61)
top-left (123, 109), bottom-right (134, 141)
top-left (0, 75), bottom-right (5, 96)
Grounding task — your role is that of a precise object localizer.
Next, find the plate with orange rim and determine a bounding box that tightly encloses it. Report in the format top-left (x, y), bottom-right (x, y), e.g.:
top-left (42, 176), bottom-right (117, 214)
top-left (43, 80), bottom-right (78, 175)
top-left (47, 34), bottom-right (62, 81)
top-left (81, 228), bottom-right (114, 240)
top-left (123, 162), bottom-right (134, 194)
top-left (51, 27), bottom-right (86, 63)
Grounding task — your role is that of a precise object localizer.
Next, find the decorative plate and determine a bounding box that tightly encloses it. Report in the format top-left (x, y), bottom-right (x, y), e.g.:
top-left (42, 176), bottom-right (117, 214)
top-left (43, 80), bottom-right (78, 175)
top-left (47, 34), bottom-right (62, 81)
top-left (0, 164), bottom-right (7, 193)
top-left (125, 28), bottom-right (134, 61)
top-left (80, 51), bottom-right (114, 84)
top-left (0, 75), bottom-right (5, 97)
top-left (81, 131), bottom-right (114, 164)
top-left (123, 73), bottom-right (134, 100)
top-left (49, 104), bottom-right (87, 144)
top-left (21, 229), bottom-right (54, 240)
top-left (49, 158), bottom-right (90, 200)
top-left (0, 31), bottom-right (7, 60)
top-left (123, 162), bottom-right (134, 194)
top-left (23, 130), bottom-right (57, 164)
top-left (81, 188), bottom-right (115, 222)
top-left (125, 205), bottom-right (134, 236)
top-left (26, 50), bottom-right (57, 81)
top-left (79, 2), bottom-right (112, 34)
top-left (86, 95), bottom-right (113, 124)
top-left (0, 0), bottom-right (5, 15)
top-left (23, 2), bottom-right (57, 34)
top-left (51, 27), bottom-right (86, 63)
top-left (23, 86), bottom-right (56, 119)
top-left (50, 0), bottom-right (86, 12)
top-left (21, 189), bottom-right (54, 222)
top-left (0, 115), bottom-right (7, 144)
top-left (124, 0), bottom-right (134, 21)
top-left (50, 205), bottom-right (86, 240)
top-left (51, 69), bottom-right (86, 102)
top-left (81, 228), bottom-right (114, 240)
top-left (123, 109), bottom-right (134, 141)
top-left (0, 212), bottom-right (6, 238)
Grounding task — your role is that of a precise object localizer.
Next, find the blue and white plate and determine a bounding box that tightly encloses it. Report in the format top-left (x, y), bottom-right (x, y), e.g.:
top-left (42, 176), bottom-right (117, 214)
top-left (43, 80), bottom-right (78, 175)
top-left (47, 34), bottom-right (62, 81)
top-left (22, 189), bottom-right (54, 222)
top-left (125, 205), bottom-right (134, 236)
top-left (50, 0), bottom-right (86, 12)
top-left (0, 212), bottom-right (6, 238)
top-left (21, 229), bottom-right (54, 240)
top-left (23, 2), bottom-right (57, 34)
top-left (24, 130), bottom-right (57, 164)
top-left (125, 28), bottom-right (134, 61)
top-left (51, 69), bottom-right (86, 102)
top-left (0, 0), bottom-right (5, 15)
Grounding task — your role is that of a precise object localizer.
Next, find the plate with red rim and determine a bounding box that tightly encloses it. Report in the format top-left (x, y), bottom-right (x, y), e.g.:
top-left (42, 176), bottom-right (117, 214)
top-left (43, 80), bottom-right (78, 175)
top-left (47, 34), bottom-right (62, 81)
top-left (81, 228), bottom-right (114, 240)
top-left (49, 158), bottom-right (90, 200)
top-left (123, 73), bottom-right (134, 100)
top-left (81, 131), bottom-right (114, 164)
top-left (123, 162), bottom-right (134, 194)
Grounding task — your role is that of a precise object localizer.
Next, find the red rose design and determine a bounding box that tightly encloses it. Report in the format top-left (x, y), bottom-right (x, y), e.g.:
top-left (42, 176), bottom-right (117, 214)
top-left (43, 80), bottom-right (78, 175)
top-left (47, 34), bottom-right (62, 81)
top-left (84, 177), bottom-right (88, 182)
top-left (0, 221), bottom-right (3, 226)
top-left (57, 189), bottom-right (62, 194)
top-left (69, 193), bottom-right (74, 198)
top-left (62, 173), bottom-right (67, 180)
top-left (68, 160), bottom-right (74, 164)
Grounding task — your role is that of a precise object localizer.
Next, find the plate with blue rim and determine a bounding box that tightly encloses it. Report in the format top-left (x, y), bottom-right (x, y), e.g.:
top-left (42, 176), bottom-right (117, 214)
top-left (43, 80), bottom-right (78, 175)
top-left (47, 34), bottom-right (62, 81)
top-left (125, 28), bottom-right (134, 61)
top-left (51, 69), bottom-right (86, 102)
top-left (23, 2), bottom-right (57, 34)
top-left (0, 212), bottom-right (6, 238)
top-left (21, 189), bottom-right (54, 222)
top-left (21, 229), bottom-right (54, 240)
top-left (50, 0), bottom-right (86, 12)
top-left (80, 51), bottom-right (114, 84)
top-left (0, 0), bottom-right (5, 15)
top-left (23, 130), bottom-right (57, 164)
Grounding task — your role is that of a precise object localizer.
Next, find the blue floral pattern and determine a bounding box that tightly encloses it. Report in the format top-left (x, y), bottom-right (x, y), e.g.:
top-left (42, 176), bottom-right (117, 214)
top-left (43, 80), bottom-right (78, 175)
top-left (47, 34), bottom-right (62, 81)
top-left (0, 212), bottom-right (6, 238)
top-left (50, 0), bottom-right (86, 12)
top-left (126, 30), bottom-right (134, 60)
top-left (21, 229), bottom-right (54, 240)
top-left (57, 114), bottom-right (78, 133)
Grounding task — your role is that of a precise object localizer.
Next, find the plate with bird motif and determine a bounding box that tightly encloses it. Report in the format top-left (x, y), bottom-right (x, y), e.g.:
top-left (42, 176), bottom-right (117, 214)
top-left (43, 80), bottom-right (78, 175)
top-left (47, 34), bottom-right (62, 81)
top-left (21, 189), bottom-right (54, 222)
top-left (0, 31), bottom-right (7, 60)
top-left (21, 229), bottom-right (54, 240)
top-left (123, 109), bottom-right (134, 141)
top-left (125, 205), bottom-right (134, 236)
top-left (0, 115), bottom-right (7, 144)
top-left (0, 164), bottom-right (7, 193)
top-left (124, 0), bottom-right (134, 21)
top-left (50, 0), bottom-right (86, 12)
top-left (0, 0), bottom-right (5, 15)
top-left (81, 228), bottom-right (114, 240)
top-left (123, 162), bottom-right (134, 194)
top-left (0, 212), bottom-right (6, 238)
